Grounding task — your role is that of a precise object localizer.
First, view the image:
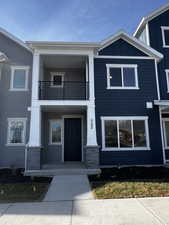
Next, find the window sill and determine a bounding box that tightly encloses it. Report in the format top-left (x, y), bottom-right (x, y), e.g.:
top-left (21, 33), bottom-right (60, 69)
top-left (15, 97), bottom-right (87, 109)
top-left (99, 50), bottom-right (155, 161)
top-left (163, 45), bottom-right (169, 48)
top-left (48, 143), bottom-right (62, 146)
top-left (102, 147), bottom-right (151, 151)
top-left (6, 143), bottom-right (25, 147)
top-left (107, 87), bottom-right (139, 90)
top-left (9, 88), bottom-right (29, 91)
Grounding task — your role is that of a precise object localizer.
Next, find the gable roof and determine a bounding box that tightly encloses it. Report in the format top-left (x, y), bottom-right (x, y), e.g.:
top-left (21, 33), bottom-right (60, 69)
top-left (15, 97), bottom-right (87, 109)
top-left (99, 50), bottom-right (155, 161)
top-left (134, 3), bottom-right (169, 37)
top-left (0, 27), bottom-right (32, 53)
top-left (99, 30), bottom-right (163, 61)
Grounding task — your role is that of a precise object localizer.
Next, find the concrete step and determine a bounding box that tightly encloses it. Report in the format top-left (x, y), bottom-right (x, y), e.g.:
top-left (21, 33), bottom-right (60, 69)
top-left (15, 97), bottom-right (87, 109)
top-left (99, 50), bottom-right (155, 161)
top-left (24, 168), bottom-right (101, 177)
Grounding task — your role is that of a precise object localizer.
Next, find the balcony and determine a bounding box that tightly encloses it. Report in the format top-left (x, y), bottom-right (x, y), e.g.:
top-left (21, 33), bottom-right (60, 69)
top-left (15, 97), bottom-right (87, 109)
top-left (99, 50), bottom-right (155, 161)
top-left (39, 81), bottom-right (89, 100)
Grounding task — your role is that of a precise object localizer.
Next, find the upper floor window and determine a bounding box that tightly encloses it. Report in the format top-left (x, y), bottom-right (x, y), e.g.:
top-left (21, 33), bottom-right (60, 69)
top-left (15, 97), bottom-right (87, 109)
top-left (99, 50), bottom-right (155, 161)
top-left (51, 72), bottom-right (64, 87)
top-left (106, 64), bottom-right (139, 89)
top-left (10, 66), bottom-right (29, 91)
top-left (7, 118), bottom-right (27, 146)
top-left (161, 26), bottom-right (169, 48)
top-left (101, 117), bottom-right (150, 151)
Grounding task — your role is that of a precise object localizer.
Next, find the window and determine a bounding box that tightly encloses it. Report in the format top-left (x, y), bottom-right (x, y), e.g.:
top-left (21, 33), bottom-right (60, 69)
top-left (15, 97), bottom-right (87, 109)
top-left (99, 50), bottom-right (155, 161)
top-left (10, 66), bottom-right (29, 90)
top-left (161, 26), bottom-right (169, 48)
top-left (106, 64), bottom-right (138, 89)
top-left (101, 117), bottom-right (150, 151)
top-left (49, 120), bottom-right (62, 145)
top-left (7, 118), bottom-right (26, 145)
top-left (165, 70), bottom-right (169, 92)
top-left (163, 119), bottom-right (169, 149)
top-left (51, 72), bottom-right (64, 87)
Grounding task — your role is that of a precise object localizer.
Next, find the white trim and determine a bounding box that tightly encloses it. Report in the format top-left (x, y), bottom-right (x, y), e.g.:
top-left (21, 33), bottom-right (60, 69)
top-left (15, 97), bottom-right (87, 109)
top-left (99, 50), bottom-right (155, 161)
top-left (10, 66), bottom-right (29, 91)
top-left (0, 27), bottom-right (32, 52)
top-left (155, 60), bottom-right (160, 100)
top-left (101, 116), bottom-right (150, 151)
top-left (62, 115), bottom-right (84, 162)
top-left (161, 26), bottom-right (169, 48)
top-left (106, 64), bottom-right (139, 90)
top-left (50, 72), bottom-right (65, 88)
top-left (94, 56), bottom-right (154, 60)
top-left (7, 118), bottom-right (27, 146)
top-left (165, 69), bottom-right (169, 93)
top-left (146, 23), bottom-right (150, 46)
top-left (49, 119), bottom-right (62, 145)
top-left (134, 3), bottom-right (169, 37)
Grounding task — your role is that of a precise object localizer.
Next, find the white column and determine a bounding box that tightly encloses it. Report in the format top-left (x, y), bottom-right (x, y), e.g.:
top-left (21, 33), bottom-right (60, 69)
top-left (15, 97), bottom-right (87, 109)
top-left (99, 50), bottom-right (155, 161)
top-left (87, 104), bottom-right (97, 146)
top-left (31, 51), bottom-right (40, 101)
top-left (87, 52), bottom-right (98, 146)
top-left (28, 105), bottom-right (41, 147)
top-left (88, 52), bottom-right (95, 101)
top-left (28, 51), bottom-right (41, 147)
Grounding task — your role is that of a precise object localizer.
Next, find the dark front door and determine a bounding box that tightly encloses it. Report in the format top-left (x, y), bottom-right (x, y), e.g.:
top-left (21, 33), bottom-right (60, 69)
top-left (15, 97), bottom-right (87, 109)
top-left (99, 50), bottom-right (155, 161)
top-left (64, 118), bottom-right (82, 161)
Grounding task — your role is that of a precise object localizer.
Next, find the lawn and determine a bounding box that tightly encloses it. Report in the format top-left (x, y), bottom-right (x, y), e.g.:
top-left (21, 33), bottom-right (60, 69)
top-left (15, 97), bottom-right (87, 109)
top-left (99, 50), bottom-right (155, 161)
top-left (0, 169), bottom-right (51, 203)
top-left (90, 167), bottom-right (169, 199)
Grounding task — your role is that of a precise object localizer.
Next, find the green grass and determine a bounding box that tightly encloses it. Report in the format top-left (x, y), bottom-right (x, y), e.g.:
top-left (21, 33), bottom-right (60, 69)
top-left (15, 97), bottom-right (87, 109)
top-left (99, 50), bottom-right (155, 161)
top-left (91, 180), bottom-right (169, 199)
top-left (0, 183), bottom-right (49, 203)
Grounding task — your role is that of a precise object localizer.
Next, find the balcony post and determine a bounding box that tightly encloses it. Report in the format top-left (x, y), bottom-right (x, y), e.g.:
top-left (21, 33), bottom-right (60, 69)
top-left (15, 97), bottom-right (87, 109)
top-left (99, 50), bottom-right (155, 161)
top-left (32, 51), bottom-right (40, 101)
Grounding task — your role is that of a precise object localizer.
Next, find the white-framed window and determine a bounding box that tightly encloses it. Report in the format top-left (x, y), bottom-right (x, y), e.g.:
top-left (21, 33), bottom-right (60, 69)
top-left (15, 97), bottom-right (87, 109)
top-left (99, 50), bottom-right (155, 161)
top-left (101, 116), bottom-right (150, 151)
top-left (49, 120), bottom-right (62, 145)
top-left (7, 118), bottom-right (27, 146)
top-left (51, 72), bottom-right (64, 87)
top-left (163, 118), bottom-right (169, 149)
top-left (161, 26), bottom-right (169, 48)
top-left (10, 66), bottom-right (29, 91)
top-left (165, 69), bottom-right (169, 92)
top-left (106, 64), bottom-right (139, 89)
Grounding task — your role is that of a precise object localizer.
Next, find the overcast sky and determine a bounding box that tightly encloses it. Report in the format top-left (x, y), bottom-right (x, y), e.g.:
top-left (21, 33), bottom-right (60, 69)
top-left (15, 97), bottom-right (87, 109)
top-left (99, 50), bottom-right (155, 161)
top-left (0, 0), bottom-right (169, 42)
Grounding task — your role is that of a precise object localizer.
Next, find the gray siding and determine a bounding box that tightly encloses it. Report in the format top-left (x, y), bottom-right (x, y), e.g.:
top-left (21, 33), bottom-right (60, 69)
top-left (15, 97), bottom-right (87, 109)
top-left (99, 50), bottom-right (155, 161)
top-left (0, 33), bottom-right (32, 168)
top-left (41, 111), bottom-right (86, 165)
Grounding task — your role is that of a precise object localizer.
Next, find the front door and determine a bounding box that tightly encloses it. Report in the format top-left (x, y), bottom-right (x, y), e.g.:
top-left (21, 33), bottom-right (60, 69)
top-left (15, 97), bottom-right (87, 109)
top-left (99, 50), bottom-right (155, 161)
top-left (64, 118), bottom-right (82, 161)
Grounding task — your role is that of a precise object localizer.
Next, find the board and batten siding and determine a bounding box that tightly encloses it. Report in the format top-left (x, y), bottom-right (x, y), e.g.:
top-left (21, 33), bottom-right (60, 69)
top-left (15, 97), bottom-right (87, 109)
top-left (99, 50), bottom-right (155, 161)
top-left (95, 40), bottom-right (163, 165)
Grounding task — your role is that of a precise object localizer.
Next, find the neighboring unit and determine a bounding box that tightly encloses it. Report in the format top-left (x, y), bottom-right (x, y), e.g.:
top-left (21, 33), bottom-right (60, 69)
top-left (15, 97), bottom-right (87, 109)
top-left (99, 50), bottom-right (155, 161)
top-left (0, 3), bottom-right (169, 174)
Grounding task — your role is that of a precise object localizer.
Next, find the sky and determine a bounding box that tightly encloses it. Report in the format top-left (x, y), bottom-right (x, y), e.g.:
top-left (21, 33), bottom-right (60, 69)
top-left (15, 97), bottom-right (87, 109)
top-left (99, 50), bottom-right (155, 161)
top-left (0, 0), bottom-right (169, 42)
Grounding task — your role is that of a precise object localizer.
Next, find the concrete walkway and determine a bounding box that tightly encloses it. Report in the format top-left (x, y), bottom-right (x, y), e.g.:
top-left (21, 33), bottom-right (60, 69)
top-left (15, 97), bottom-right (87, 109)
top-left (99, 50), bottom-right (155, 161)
top-left (43, 175), bottom-right (94, 201)
top-left (0, 197), bottom-right (169, 225)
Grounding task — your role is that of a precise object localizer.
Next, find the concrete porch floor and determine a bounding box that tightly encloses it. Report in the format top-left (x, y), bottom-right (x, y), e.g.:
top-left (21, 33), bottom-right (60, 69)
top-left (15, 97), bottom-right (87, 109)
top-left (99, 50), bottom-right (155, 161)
top-left (24, 162), bottom-right (101, 177)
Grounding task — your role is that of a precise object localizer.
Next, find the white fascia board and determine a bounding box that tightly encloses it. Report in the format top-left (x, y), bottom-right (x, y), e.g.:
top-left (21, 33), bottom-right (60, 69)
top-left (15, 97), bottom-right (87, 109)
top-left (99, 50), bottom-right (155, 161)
top-left (26, 41), bottom-right (100, 49)
top-left (134, 3), bottom-right (169, 37)
top-left (0, 27), bottom-right (33, 53)
top-left (154, 100), bottom-right (169, 106)
top-left (99, 30), bottom-right (163, 62)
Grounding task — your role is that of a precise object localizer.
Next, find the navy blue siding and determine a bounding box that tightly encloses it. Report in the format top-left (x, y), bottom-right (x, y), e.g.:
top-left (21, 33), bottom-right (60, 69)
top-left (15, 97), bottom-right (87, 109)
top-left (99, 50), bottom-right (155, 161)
top-left (148, 9), bottom-right (169, 99)
top-left (99, 39), bottom-right (148, 56)
top-left (94, 58), bottom-right (163, 166)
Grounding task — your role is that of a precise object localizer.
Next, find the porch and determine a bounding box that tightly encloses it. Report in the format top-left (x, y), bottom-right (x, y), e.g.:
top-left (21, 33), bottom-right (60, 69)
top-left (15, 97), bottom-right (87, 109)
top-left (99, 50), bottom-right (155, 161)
top-left (26, 105), bottom-right (100, 175)
top-left (24, 162), bottom-right (101, 176)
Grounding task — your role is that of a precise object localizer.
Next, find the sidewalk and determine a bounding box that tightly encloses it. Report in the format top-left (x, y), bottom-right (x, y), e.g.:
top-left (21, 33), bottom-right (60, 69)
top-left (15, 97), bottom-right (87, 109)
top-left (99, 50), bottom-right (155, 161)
top-left (43, 175), bottom-right (94, 201)
top-left (0, 197), bottom-right (168, 225)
